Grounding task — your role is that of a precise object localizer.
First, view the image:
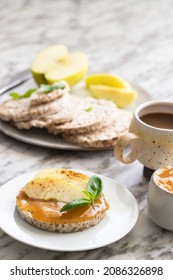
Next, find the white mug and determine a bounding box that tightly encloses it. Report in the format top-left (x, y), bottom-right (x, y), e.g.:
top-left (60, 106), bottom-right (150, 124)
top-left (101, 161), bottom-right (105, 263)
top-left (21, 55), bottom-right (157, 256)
top-left (114, 101), bottom-right (173, 170)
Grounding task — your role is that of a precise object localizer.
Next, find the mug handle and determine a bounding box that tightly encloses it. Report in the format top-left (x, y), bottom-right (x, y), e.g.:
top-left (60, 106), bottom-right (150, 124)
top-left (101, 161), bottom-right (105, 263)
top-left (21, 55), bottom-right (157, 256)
top-left (114, 132), bottom-right (144, 164)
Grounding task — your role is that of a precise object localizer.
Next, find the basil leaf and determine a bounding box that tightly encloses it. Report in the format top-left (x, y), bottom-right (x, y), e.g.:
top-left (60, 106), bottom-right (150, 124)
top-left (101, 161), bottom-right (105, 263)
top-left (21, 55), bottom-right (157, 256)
top-left (40, 84), bottom-right (65, 93)
top-left (83, 190), bottom-right (93, 200)
top-left (85, 107), bottom-right (93, 112)
top-left (23, 88), bottom-right (36, 98)
top-left (60, 198), bottom-right (90, 212)
top-left (60, 175), bottom-right (103, 213)
top-left (87, 176), bottom-right (103, 200)
top-left (10, 88), bottom-right (36, 99)
top-left (10, 84), bottom-right (65, 99)
top-left (52, 84), bottom-right (66, 90)
top-left (10, 92), bottom-right (21, 99)
top-left (40, 85), bottom-right (53, 93)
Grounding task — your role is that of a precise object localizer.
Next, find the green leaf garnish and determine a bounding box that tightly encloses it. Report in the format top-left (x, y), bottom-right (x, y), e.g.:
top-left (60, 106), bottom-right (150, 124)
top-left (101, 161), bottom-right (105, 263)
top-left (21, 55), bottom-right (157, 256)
top-left (60, 198), bottom-right (90, 212)
top-left (60, 175), bottom-right (103, 212)
top-left (22, 88), bottom-right (36, 98)
top-left (10, 92), bottom-right (21, 99)
top-left (85, 107), bottom-right (93, 112)
top-left (10, 88), bottom-right (36, 99)
top-left (9, 84), bottom-right (65, 99)
top-left (40, 84), bottom-right (65, 93)
top-left (87, 176), bottom-right (103, 202)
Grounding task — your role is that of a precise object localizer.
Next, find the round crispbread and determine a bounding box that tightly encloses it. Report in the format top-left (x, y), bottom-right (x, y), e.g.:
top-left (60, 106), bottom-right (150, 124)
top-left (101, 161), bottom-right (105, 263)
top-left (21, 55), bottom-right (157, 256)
top-left (14, 108), bottom-right (73, 130)
top-left (0, 93), bottom-right (71, 123)
top-left (14, 119), bottom-right (48, 130)
top-left (0, 98), bottom-right (31, 122)
top-left (63, 109), bottom-right (131, 148)
top-left (48, 98), bottom-right (117, 135)
top-left (29, 92), bottom-right (71, 120)
top-left (16, 204), bottom-right (106, 233)
top-left (31, 81), bottom-right (70, 106)
top-left (14, 95), bottom-right (78, 129)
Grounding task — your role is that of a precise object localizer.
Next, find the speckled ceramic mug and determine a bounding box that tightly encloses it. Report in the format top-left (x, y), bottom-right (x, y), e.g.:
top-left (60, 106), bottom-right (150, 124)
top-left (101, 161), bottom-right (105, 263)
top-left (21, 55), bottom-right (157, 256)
top-left (114, 101), bottom-right (173, 170)
top-left (148, 166), bottom-right (173, 231)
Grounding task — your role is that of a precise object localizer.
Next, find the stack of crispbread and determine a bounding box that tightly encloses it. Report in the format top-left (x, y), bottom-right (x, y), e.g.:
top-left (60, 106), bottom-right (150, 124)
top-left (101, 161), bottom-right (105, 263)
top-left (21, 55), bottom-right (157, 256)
top-left (63, 109), bottom-right (131, 148)
top-left (0, 82), bottom-right (131, 149)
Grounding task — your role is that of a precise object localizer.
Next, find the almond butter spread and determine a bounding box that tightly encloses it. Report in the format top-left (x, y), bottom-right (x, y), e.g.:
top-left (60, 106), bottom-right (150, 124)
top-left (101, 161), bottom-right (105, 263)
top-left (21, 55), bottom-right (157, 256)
top-left (16, 191), bottom-right (109, 224)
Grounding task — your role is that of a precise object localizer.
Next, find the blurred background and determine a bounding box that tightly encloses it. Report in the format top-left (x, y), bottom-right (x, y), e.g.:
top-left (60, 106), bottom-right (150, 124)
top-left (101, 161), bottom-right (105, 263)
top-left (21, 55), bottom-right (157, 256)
top-left (1, 0), bottom-right (173, 98)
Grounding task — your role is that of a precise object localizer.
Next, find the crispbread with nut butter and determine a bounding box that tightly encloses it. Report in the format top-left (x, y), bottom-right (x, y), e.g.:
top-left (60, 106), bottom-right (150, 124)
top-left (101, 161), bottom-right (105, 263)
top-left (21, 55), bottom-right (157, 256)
top-left (16, 168), bottom-right (109, 232)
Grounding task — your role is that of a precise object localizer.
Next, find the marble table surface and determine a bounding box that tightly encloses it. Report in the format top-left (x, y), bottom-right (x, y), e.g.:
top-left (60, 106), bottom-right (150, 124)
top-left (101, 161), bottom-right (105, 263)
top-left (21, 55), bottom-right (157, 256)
top-left (1, 0), bottom-right (173, 260)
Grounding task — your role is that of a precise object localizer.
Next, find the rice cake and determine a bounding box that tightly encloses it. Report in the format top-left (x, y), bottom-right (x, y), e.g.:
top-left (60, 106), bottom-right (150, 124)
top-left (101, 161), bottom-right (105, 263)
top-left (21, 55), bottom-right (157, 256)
top-left (63, 110), bottom-right (131, 148)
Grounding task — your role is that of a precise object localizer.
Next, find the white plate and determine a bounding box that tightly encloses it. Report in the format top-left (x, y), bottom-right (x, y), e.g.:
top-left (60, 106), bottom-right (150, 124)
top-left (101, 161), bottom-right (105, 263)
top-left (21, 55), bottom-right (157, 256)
top-left (0, 77), bottom-right (151, 150)
top-left (0, 170), bottom-right (138, 251)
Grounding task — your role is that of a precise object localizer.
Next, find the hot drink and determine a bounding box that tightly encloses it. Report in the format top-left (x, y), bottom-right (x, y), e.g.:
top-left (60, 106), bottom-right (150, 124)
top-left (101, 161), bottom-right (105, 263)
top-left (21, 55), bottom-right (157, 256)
top-left (140, 113), bottom-right (173, 129)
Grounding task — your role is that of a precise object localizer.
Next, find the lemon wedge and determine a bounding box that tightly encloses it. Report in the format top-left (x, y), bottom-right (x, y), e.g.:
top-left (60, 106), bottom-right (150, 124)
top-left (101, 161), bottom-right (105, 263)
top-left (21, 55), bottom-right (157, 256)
top-left (86, 73), bottom-right (137, 107)
top-left (86, 73), bottom-right (132, 90)
top-left (89, 85), bottom-right (137, 108)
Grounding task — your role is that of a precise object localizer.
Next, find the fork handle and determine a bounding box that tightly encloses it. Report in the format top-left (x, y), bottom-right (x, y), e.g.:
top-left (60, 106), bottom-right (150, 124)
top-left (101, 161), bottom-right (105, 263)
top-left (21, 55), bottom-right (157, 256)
top-left (0, 73), bottom-right (32, 96)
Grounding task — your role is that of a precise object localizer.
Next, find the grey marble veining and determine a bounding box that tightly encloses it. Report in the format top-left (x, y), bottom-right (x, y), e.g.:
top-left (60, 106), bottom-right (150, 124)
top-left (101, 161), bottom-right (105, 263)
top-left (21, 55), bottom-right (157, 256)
top-left (1, 0), bottom-right (173, 260)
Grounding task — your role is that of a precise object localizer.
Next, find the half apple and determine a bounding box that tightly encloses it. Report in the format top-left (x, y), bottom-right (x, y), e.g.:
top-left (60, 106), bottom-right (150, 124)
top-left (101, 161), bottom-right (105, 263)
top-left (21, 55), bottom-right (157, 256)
top-left (31, 45), bottom-right (88, 86)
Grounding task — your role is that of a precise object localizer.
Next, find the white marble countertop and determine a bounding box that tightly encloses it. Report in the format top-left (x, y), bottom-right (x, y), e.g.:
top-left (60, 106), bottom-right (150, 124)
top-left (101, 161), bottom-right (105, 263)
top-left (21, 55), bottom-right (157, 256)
top-left (1, 0), bottom-right (173, 260)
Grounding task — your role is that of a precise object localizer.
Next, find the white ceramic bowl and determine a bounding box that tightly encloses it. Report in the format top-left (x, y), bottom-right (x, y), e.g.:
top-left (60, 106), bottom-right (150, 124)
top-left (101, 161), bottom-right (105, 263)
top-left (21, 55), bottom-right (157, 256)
top-left (148, 166), bottom-right (173, 231)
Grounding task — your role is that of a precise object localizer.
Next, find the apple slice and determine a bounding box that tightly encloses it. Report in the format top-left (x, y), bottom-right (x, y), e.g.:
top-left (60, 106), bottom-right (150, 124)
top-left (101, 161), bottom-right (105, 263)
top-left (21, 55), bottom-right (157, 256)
top-left (34, 168), bottom-right (89, 191)
top-left (89, 85), bottom-right (137, 108)
top-left (23, 176), bottom-right (88, 203)
top-left (45, 52), bottom-right (88, 86)
top-left (31, 44), bottom-right (68, 84)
